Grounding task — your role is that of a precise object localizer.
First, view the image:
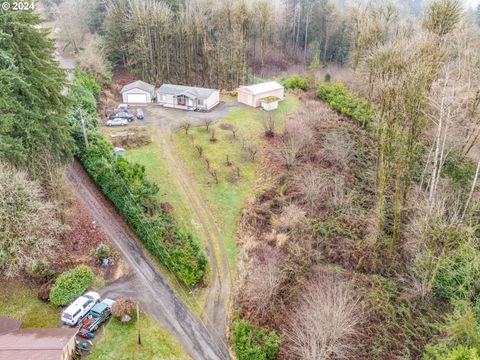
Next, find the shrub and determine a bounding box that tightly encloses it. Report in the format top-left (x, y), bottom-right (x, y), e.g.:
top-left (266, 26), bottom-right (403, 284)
top-left (433, 243), bottom-right (480, 301)
top-left (280, 75), bottom-right (308, 91)
top-left (324, 72), bottom-right (332, 82)
top-left (423, 345), bottom-right (480, 360)
top-left (111, 297), bottom-right (138, 319)
top-left (231, 319), bottom-right (280, 360)
top-left (95, 243), bottom-right (110, 261)
top-left (442, 152), bottom-right (476, 187)
top-left (316, 82), bottom-right (375, 128)
top-left (27, 259), bottom-right (55, 282)
top-left (49, 265), bottom-right (94, 306)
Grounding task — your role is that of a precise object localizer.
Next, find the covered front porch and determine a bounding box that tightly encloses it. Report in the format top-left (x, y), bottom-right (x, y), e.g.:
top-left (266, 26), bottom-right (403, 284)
top-left (174, 94), bottom-right (198, 110)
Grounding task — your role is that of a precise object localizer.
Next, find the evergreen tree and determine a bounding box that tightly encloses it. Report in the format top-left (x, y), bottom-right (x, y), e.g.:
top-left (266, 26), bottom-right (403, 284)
top-left (0, 3), bottom-right (74, 177)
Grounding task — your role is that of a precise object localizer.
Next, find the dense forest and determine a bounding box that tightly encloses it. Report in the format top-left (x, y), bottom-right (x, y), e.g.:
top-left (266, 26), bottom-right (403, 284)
top-left (43, 0), bottom-right (480, 89)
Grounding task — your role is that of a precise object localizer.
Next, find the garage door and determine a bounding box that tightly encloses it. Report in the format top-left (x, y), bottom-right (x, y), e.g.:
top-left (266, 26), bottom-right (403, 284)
top-left (126, 93), bottom-right (148, 103)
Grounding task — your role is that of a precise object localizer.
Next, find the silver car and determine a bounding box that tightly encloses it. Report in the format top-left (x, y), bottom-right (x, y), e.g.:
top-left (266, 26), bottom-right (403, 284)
top-left (106, 118), bottom-right (128, 126)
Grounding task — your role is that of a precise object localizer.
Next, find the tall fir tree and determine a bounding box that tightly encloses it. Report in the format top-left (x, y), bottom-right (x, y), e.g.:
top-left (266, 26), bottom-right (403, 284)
top-left (0, 2), bottom-right (74, 177)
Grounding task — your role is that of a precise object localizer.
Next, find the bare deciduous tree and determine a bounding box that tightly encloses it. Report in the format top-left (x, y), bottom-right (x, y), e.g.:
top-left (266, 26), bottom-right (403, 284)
top-left (284, 276), bottom-right (362, 360)
top-left (203, 118), bottom-right (213, 131)
top-left (261, 112), bottom-right (277, 138)
top-left (195, 145), bottom-right (203, 157)
top-left (180, 120), bottom-right (191, 135)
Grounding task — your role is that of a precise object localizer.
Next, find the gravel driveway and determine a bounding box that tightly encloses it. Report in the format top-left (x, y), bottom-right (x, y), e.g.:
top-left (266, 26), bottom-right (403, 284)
top-left (67, 161), bottom-right (230, 360)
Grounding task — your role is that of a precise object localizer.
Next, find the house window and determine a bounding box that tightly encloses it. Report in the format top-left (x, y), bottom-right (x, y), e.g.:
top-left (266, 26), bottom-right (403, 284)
top-left (198, 99), bottom-right (204, 106)
top-left (177, 95), bottom-right (187, 106)
top-left (160, 94), bottom-right (167, 101)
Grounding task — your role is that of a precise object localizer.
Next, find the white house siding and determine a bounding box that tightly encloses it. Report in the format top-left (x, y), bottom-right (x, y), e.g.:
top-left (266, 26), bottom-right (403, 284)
top-left (237, 89), bottom-right (250, 106)
top-left (122, 88), bottom-right (151, 103)
top-left (203, 91), bottom-right (220, 110)
top-left (157, 93), bottom-right (174, 106)
top-left (157, 90), bottom-right (219, 111)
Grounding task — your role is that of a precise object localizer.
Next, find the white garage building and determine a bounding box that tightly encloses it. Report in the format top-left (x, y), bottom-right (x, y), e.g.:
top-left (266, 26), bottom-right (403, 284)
top-left (237, 81), bottom-right (284, 108)
top-left (121, 80), bottom-right (155, 104)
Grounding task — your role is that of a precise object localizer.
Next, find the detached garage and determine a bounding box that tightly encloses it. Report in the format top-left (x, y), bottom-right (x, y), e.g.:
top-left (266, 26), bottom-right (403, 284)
top-left (121, 80), bottom-right (155, 104)
top-left (237, 81), bottom-right (284, 108)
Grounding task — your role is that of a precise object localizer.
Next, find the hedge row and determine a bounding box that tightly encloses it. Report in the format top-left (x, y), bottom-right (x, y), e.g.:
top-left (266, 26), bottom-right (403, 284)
top-left (316, 81), bottom-right (375, 128)
top-left (70, 73), bottom-right (207, 288)
top-left (50, 265), bottom-right (94, 305)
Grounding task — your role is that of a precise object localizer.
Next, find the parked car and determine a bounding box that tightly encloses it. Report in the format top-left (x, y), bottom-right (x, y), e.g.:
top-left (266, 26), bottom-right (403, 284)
top-left (117, 103), bottom-right (130, 112)
top-left (77, 298), bottom-right (116, 338)
top-left (106, 118), bottom-right (129, 126)
top-left (108, 112), bottom-right (135, 121)
top-left (61, 292), bottom-right (100, 326)
top-left (136, 108), bottom-right (144, 120)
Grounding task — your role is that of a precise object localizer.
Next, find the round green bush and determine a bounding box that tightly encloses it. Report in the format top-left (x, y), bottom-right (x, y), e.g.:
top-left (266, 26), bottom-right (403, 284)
top-left (49, 265), bottom-right (94, 306)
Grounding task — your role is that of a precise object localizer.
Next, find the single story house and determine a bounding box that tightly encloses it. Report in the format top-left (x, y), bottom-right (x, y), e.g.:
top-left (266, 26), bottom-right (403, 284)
top-left (0, 317), bottom-right (77, 360)
top-left (157, 84), bottom-right (220, 111)
top-left (121, 80), bottom-right (155, 104)
top-left (237, 81), bottom-right (285, 108)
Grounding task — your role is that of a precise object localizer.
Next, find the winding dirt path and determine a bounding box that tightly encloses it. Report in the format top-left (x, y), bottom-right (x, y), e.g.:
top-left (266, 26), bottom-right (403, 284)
top-left (155, 122), bottom-right (231, 339)
top-left (67, 161), bottom-right (230, 360)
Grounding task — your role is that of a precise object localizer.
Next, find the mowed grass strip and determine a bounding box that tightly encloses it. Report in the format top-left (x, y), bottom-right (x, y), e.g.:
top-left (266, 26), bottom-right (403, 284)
top-left (172, 94), bottom-right (300, 267)
top-left (87, 313), bottom-right (191, 360)
top-left (0, 283), bottom-right (60, 328)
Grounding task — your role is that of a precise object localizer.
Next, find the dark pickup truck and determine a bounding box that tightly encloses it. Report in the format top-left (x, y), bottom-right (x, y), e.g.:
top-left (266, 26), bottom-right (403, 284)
top-left (77, 298), bottom-right (115, 339)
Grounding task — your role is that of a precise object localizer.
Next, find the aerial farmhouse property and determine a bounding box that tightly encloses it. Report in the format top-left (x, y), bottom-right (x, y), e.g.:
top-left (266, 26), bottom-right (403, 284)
top-left (237, 81), bottom-right (285, 109)
top-left (121, 80), bottom-right (156, 104)
top-left (157, 84), bottom-right (220, 111)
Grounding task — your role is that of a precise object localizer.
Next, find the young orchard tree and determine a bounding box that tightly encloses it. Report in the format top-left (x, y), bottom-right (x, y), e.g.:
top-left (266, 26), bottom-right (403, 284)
top-left (203, 118), bottom-right (213, 131)
top-left (180, 120), bottom-right (192, 135)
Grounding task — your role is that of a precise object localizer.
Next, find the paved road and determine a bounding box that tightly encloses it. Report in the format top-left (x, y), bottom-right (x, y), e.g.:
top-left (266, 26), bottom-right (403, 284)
top-left (67, 161), bottom-right (230, 360)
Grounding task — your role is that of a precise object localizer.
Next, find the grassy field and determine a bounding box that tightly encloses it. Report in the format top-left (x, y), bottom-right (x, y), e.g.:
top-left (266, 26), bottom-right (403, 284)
top-left (124, 131), bottom-right (208, 316)
top-left (172, 94), bottom-right (300, 266)
top-left (0, 283), bottom-right (60, 328)
top-left (87, 314), bottom-right (191, 360)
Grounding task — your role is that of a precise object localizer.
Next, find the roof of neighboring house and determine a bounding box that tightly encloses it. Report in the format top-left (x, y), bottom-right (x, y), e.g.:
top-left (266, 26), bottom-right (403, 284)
top-left (0, 328), bottom-right (77, 360)
top-left (239, 81), bottom-right (284, 95)
top-left (157, 84), bottom-right (218, 100)
top-left (121, 80), bottom-right (156, 95)
top-left (0, 317), bottom-right (22, 335)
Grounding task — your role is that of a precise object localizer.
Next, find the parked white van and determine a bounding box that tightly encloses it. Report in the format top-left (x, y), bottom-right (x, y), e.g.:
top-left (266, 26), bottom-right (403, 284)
top-left (61, 291), bottom-right (100, 326)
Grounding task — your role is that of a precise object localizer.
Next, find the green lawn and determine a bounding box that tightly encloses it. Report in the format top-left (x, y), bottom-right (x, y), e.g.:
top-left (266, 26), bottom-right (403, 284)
top-left (0, 283), bottom-right (60, 328)
top-left (172, 94), bottom-right (300, 266)
top-left (87, 314), bottom-right (191, 360)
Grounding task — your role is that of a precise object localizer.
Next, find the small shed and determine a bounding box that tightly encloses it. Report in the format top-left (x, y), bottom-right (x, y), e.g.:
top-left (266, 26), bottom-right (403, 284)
top-left (121, 80), bottom-right (155, 104)
top-left (157, 84), bottom-right (220, 111)
top-left (237, 81), bottom-right (284, 108)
